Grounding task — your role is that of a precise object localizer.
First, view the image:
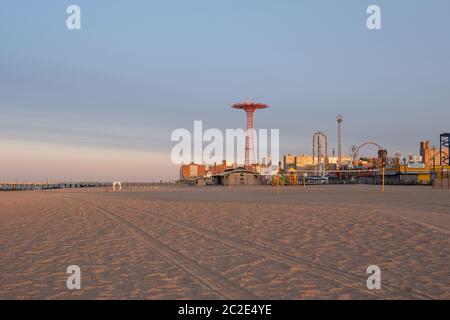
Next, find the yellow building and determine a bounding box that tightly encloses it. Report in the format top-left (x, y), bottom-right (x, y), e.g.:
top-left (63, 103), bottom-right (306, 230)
top-left (396, 164), bottom-right (450, 183)
top-left (283, 154), bottom-right (297, 169)
top-left (328, 155), bottom-right (352, 165)
top-left (295, 155), bottom-right (314, 168)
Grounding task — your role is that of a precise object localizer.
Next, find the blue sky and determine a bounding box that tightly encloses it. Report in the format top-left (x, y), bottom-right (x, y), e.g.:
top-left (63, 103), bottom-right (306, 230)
top-left (1, 1), bottom-right (449, 180)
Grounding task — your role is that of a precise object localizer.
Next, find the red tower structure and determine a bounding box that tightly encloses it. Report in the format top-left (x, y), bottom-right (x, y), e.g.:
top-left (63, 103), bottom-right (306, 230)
top-left (232, 101), bottom-right (269, 167)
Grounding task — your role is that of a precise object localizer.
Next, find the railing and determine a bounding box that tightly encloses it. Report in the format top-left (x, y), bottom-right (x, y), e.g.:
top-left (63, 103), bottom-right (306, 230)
top-left (432, 178), bottom-right (450, 189)
top-left (0, 182), bottom-right (107, 191)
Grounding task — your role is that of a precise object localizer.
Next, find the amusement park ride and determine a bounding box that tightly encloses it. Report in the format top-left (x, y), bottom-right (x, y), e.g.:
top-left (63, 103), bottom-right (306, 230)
top-left (232, 102), bottom-right (269, 167)
top-left (312, 132), bottom-right (328, 176)
top-left (350, 142), bottom-right (385, 164)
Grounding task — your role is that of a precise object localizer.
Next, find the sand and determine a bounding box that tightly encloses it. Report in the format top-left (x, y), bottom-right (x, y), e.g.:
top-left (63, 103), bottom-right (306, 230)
top-left (0, 185), bottom-right (449, 300)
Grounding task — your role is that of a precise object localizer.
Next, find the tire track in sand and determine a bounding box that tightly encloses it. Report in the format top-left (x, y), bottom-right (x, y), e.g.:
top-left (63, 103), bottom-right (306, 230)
top-left (116, 201), bottom-right (435, 300)
top-left (71, 197), bottom-right (259, 300)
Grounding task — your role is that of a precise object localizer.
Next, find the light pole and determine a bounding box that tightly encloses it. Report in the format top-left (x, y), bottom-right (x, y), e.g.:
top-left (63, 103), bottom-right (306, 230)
top-left (337, 114), bottom-right (344, 169)
top-left (432, 145), bottom-right (436, 185)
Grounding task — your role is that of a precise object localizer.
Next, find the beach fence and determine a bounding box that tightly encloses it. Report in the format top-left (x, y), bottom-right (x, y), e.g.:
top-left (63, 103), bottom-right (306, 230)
top-left (0, 182), bottom-right (106, 191)
top-left (122, 183), bottom-right (160, 191)
top-left (0, 182), bottom-right (57, 191)
top-left (432, 177), bottom-right (450, 190)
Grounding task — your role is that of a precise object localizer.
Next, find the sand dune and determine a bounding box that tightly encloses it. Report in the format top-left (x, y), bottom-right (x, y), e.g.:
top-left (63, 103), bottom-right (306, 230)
top-left (0, 185), bottom-right (449, 299)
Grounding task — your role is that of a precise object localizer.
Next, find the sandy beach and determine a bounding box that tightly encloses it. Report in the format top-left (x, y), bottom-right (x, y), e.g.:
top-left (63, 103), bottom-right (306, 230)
top-left (0, 185), bottom-right (449, 300)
